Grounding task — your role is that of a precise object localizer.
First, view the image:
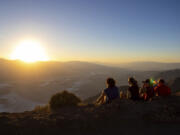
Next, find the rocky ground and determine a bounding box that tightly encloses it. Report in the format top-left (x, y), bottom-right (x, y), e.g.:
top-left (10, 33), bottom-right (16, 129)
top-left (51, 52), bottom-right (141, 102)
top-left (0, 95), bottom-right (180, 135)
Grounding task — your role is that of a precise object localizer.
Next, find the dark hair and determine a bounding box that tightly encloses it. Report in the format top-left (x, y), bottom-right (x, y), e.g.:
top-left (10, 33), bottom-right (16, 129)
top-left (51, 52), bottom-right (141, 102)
top-left (128, 77), bottom-right (138, 86)
top-left (142, 79), bottom-right (150, 84)
top-left (106, 78), bottom-right (116, 87)
top-left (159, 79), bottom-right (165, 84)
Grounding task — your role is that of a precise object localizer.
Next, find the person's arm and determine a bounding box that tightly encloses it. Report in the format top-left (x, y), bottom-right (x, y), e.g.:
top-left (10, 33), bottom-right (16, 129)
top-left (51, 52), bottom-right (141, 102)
top-left (154, 86), bottom-right (159, 96)
top-left (127, 87), bottom-right (131, 99)
top-left (96, 91), bottom-right (106, 104)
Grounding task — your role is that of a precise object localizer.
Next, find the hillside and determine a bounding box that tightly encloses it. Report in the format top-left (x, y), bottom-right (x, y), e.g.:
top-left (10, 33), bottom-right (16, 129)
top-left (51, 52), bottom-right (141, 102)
top-left (117, 62), bottom-right (180, 71)
top-left (155, 69), bottom-right (180, 81)
top-left (0, 95), bottom-right (180, 135)
top-left (168, 78), bottom-right (180, 93)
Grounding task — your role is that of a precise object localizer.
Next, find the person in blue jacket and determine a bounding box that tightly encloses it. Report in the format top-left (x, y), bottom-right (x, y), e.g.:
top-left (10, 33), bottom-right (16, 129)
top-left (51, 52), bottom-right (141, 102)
top-left (96, 78), bottom-right (120, 104)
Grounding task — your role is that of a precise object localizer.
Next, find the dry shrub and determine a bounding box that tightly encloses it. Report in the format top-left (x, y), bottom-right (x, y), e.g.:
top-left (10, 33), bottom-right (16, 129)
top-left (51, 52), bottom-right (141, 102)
top-left (49, 90), bottom-right (81, 110)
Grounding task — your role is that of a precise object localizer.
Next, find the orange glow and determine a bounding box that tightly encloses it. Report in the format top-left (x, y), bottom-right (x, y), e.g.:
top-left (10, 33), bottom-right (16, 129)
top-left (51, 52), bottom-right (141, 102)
top-left (11, 40), bottom-right (49, 63)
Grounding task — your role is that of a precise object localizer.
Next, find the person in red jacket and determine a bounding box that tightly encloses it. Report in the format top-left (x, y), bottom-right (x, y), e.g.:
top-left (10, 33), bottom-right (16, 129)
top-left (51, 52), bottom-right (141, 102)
top-left (154, 79), bottom-right (171, 96)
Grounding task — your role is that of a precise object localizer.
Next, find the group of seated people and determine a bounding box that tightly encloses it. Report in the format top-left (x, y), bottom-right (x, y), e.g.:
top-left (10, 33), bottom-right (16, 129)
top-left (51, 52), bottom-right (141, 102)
top-left (96, 77), bottom-right (171, 105)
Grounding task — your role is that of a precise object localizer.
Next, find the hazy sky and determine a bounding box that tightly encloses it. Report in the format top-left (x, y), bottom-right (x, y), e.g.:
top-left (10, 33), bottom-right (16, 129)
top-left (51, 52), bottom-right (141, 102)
top-left (0, 0), bottom-right (180, 63)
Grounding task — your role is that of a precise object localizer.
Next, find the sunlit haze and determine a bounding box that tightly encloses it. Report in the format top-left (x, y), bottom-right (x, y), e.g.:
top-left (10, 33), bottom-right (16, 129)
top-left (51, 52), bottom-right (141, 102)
top-left (10, 40), bottom-right (49, 63)
top-left (0, 0), bottom-right (180, 64)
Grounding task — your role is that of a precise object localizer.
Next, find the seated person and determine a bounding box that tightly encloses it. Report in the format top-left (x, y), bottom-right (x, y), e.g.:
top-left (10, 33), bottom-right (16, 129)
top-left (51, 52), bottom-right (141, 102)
top-left (128, 77), bottom-right (140, 100)
top-left (96, 78), bottom-right (120, 104)
top-left (142, 79), bottom-right (155, 101)
top-left (154, 79), bottom-right (171, 97)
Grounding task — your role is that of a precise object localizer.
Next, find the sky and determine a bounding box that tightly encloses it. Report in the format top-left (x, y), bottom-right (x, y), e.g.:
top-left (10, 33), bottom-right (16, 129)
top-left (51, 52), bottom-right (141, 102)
top-left (0, 0), bottom-right (180, 64)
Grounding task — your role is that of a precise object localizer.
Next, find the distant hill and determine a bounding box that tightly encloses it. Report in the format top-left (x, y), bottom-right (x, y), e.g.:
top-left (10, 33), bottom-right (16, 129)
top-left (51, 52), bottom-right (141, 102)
top-left (0, 59), bottom-right (127, 82)
top-left (168, 78), bottom-right (180, 93)
top-left (154, 69), bottom-right (180, 81)
top-left (117, 62), bottom-right (180, 71)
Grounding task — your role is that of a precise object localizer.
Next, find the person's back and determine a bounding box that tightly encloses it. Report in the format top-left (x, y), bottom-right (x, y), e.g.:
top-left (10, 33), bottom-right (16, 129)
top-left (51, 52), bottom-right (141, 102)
top-left (155, 84), bottom-right (171, 96)
top-left (128, 85), bottom-right (139, 100)
top-left (154, 79), bottom-right (171, 97)
top-left (142, 79), bottom-right (155, 100)
top-left (144, 86), bottom-right (154, 100)
top-left (104, 86), bottom-right (119, 102)
top-left (128, 77), bottom-right (140, 100)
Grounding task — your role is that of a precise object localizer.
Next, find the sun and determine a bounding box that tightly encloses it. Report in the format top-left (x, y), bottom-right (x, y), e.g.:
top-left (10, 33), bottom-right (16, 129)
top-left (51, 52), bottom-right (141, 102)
top-left (11, 40), bottom-right (49, 63)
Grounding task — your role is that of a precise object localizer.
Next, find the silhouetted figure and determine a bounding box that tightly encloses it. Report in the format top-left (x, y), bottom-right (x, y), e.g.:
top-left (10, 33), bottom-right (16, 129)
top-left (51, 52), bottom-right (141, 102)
top-left (154, 79), bottom-right (171, 97)
top-left (142, 79), bottom-right (155, 101)
top-left (128, 77), bottom-right (140, 100)
top-left (96, 78), bottom-right (119, 104)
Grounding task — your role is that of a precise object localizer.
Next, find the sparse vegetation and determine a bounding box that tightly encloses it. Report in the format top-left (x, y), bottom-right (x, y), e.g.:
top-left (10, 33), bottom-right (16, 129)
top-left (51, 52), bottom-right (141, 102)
top-left (34, 105), bottom-right (51, 113)
top-left (49, 91), bottom-right (81, 110)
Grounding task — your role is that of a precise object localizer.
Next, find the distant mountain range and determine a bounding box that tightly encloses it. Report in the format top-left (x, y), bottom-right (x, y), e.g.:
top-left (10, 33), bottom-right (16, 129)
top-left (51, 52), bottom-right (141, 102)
top-left (155, 69), bottom-right (180, 81)
top-left (0, 59), bottom-right (127, 82)
top-left (115, 62), bottom-right (180, 71)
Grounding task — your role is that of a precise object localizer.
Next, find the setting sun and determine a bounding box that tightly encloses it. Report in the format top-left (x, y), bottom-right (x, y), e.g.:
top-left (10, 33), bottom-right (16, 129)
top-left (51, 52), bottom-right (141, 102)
top-left (11, 40), bottom-right (49, 63)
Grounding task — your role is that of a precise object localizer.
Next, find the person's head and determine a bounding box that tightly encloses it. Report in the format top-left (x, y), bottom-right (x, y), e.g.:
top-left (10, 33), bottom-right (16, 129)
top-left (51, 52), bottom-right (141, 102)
top-left (158, 79), bottom-right (165, 86)
top-left (142, 79), bottom-right (150, 87)
top-left (106, 78), bottom-right (116, 88)
top-left (128, 77), bottom-right (137, 86)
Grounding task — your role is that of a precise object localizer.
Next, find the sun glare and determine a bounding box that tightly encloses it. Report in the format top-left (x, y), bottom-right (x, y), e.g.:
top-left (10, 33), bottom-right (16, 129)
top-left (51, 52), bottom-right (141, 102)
top-left (11, 40), bottom-right (49, 63)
